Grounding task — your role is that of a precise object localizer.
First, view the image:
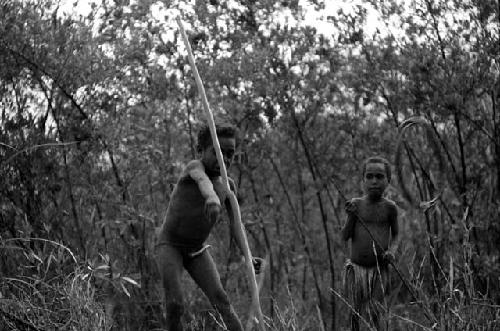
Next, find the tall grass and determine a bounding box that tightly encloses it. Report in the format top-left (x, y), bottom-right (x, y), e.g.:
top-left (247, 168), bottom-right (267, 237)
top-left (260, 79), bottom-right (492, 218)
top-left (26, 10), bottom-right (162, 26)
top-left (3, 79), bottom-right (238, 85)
top-left (0, 238), bottom-right (110, 330)
top-left (1, 211), bottom-right (499, 331)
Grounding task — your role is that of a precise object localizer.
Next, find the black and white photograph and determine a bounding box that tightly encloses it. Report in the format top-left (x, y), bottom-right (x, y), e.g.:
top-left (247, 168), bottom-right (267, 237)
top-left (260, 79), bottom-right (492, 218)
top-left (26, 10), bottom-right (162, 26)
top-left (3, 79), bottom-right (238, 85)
top-left (1, 0), bottom-right (499, 330)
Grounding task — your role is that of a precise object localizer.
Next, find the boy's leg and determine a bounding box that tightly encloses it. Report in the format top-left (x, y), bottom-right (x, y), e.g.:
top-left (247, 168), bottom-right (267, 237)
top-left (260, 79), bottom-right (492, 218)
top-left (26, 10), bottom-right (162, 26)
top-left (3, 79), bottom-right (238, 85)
top-left (369, 267), bottom-right (389, 331)
top-left (156, 244), bottom-right (185, 331)
top-left (185, 250), bottom-right (243, 331)
top-left (345, 263), bottom-right (360, 331)
top-left (368, 301), bottom-right (381, 331)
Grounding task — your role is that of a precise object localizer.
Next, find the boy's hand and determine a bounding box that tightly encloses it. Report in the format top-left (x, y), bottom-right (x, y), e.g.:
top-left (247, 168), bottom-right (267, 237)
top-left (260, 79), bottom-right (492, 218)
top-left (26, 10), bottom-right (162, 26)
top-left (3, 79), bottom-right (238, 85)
top-left (345, 199), bottom-right (357, 214)
top-left (382, 251), bottom-right (395, 264)
top-left (205, 200), bottom-right (221, 223)
top-left (252, 257), bottom-right (264, 275)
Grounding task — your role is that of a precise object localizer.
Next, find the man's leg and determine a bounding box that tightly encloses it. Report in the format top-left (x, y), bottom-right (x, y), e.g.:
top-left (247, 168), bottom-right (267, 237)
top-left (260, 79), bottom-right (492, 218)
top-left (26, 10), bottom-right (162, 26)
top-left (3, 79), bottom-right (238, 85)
top-left (185, 250), bottom-right (243, 331)
top-left (156, 244), bottom-right (185, 331)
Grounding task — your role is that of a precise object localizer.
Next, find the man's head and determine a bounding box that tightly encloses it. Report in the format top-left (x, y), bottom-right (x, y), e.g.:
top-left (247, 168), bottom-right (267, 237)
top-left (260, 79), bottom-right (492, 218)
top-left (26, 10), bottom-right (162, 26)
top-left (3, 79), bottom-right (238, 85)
top-left (361, 156), bottom-right (391, 199)
top-left (197, 123), bottom-right (236, 177)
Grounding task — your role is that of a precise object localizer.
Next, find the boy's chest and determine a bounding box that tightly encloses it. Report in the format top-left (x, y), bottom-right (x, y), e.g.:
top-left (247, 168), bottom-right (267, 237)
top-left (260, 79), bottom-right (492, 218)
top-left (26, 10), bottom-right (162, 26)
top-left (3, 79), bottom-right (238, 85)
top-left (357, 203), bottom-right (390, 225)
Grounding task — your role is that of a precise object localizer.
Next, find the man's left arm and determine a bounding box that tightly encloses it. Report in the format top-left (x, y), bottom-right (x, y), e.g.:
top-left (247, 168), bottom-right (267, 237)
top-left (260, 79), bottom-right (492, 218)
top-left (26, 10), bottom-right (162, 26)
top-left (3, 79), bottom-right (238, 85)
top-left (225, 179), bottom-right (262, 274)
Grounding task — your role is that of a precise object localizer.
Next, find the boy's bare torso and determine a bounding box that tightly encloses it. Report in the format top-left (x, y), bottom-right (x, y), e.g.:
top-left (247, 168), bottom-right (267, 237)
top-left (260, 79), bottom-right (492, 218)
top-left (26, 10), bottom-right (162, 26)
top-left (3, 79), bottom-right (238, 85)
top-left (349, 197), bottom-right (397, 267)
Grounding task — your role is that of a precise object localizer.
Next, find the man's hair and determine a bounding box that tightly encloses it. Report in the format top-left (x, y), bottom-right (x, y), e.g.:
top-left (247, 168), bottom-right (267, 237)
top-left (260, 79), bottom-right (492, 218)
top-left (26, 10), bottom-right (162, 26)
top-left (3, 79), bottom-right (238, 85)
top-left (362, 156), bottom-right (392, 182)
top-left (196, 123), bottom-right (237, 153)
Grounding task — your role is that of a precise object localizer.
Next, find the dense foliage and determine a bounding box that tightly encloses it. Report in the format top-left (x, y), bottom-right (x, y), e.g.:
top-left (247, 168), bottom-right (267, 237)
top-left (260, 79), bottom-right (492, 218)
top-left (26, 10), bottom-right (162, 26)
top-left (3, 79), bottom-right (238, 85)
top-left (1, 0), bottom-right (499, 330)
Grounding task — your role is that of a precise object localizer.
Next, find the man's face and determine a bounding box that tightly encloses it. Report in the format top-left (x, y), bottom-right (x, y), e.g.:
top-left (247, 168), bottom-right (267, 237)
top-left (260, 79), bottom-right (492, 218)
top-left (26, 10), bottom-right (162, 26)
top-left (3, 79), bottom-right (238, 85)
top-left (363, 162), bottom-right (389, 199)
top-left (201, 137), bottom-right (236, 177)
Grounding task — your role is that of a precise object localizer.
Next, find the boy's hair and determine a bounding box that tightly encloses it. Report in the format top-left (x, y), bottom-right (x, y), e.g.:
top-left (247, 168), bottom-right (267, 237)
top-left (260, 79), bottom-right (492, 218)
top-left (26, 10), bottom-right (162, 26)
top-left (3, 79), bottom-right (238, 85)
top-left (196, 123), bottom-right (237, 153)
top-left (362, 156), bottom-right (391, 182)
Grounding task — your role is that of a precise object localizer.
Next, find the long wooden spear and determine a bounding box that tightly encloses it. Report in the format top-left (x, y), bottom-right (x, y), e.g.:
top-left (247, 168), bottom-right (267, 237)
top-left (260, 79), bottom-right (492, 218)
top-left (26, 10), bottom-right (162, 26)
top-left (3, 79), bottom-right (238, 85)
top-left (176, 17), bottom-right (266, 331)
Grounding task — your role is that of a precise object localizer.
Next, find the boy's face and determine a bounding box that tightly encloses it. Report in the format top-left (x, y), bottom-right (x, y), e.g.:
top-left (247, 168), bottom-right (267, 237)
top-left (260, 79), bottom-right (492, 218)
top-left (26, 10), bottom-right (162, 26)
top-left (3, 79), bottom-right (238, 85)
top-left (363, 162), bottom-right (389, 199)
top-left (201, 136), bottom-right (236, 177)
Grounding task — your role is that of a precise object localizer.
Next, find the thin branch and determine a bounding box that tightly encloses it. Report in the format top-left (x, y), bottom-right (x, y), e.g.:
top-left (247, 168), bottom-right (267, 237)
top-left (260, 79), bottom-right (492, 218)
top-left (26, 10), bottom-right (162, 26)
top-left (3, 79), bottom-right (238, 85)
top-left (2, 41), bottom-right (88, 120)
top-left (1, 142), bottom-right (78, 166)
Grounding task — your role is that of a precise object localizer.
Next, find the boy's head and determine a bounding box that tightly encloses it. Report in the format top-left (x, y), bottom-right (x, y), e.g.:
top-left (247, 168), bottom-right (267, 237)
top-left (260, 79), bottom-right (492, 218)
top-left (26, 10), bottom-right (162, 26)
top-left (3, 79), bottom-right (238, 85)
top-left (197, 123), bottom-right (237, 177)
top-left (361, 156), bottom-right (391, 199)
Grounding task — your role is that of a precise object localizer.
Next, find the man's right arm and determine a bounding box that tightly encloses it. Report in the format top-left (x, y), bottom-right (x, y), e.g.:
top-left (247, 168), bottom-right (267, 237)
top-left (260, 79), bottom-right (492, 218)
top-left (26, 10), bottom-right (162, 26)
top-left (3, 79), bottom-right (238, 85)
top-left (186, 160), bottom-right (221, 222)
top-left (186, 160), bottom-right (220, 206)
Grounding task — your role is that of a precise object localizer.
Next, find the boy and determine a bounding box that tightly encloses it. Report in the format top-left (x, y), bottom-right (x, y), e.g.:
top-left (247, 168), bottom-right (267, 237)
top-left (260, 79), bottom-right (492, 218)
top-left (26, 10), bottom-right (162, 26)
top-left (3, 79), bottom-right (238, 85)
top-left (155, 123), bottom-right (259, 331)
top-left (341, 156), bottom-right (399, 331)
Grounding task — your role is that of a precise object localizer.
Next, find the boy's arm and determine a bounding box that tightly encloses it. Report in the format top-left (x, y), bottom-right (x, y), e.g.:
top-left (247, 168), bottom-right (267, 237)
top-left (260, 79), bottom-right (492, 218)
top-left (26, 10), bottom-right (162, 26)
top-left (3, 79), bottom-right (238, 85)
top-left (389, 202), bottom-right (399, 250)
top-left (384, 202), bottom-right (399, 262)
top-left (186, 160), bottom-right (220, 206)
top-left (341, 199), bottom-right (357, 241)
